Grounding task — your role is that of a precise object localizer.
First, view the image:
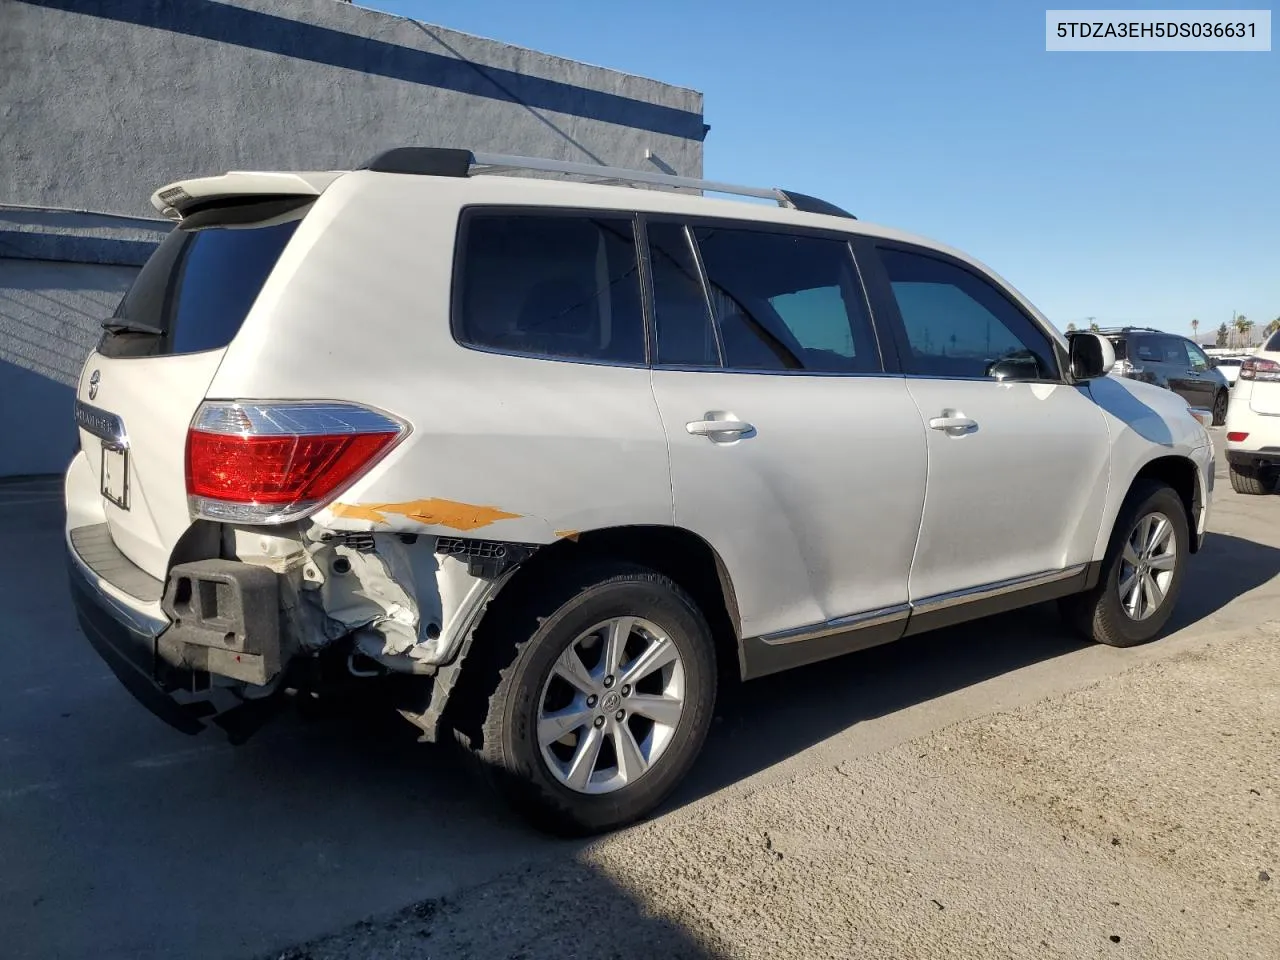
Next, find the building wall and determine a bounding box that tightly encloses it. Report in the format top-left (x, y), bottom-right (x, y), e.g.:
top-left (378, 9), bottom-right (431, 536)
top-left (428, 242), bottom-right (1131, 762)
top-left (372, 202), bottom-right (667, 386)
top-left (0, 0), bottom-right (706, 475)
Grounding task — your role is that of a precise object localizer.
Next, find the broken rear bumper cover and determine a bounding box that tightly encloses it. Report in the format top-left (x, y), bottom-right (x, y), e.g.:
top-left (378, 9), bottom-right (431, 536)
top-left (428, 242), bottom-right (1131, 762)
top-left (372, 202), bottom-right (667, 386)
top-left (67, 535), bottom-right (285, 737)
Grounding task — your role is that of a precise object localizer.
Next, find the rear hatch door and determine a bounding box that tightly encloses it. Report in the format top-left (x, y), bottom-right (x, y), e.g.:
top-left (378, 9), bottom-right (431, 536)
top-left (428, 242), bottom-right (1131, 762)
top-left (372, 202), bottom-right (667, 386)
top-left (76, 184), bottom-right (325, 580)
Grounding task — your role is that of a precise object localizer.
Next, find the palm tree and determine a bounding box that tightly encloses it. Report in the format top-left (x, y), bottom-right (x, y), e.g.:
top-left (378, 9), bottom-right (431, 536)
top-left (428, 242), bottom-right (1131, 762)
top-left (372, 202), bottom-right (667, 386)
top-left (1190, 318), bottom-right (1199, 342)
top-left (1088, 321), bottom-right (1100, 333)
top-left (1066, 322), bottom-right (1077, 333)
top-left (1217, 322), bottom-right (1230, 347)
top-left (1235, 314), bottom-right (1253, 347)
top-left (1263, 317), bottom-right (1280, 340)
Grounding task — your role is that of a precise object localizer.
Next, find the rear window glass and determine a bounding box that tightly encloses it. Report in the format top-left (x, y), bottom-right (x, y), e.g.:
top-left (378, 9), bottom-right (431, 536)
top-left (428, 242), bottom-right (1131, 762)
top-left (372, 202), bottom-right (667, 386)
top-left (1267, 331), bottom-right (1280, 352)
top-left (107, 215), bottom-right (301, 356)
top-left (454, 213), bottom-right (644, 364)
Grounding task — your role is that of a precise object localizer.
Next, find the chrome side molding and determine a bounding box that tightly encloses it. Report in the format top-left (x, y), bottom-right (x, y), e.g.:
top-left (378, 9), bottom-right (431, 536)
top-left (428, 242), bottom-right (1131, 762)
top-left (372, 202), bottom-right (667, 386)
top-left (910, 564), bottom-right (1088, 615)
top-left (751, 565), bottom-right (1089, 650)
top-left (758, 603), bottom-right (911, 646)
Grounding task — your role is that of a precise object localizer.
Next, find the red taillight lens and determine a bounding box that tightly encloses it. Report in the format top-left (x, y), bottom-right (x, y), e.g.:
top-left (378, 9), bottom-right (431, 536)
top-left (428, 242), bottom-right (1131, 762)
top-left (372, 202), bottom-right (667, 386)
top-left (185, 402), bottom-right (406, 524)
top-left (1240, 358), bottom-right (1280, 381)
top-left (1227, 432), bottom-right (1249, 443)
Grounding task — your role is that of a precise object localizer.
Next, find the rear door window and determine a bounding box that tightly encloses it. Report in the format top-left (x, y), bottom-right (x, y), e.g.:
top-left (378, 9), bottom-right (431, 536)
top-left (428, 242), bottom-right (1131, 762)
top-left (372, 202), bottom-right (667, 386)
top-left (647, 221), bottom-right (719, 367)
top-left (103, 209), bottom-right (304, 358)
top-left (690, 225), bottom-right (879, 373)
top-left (454, 213), bottom-right (644, 364)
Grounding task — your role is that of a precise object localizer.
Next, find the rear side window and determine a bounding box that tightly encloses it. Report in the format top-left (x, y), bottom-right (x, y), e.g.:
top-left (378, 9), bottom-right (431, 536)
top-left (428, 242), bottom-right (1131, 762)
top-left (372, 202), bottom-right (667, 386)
top-left (1133, 336), bottom-right (1161, 363)
top-left (455, 213), bottom-right (644, 364)
top-left (692, 226), bottom-right (879, 373)
top-left (1107, 336), bottom-right (1128, 361)
top-left (1266, 331), bottom-right (1280, 352)
top-left (105, 213), bottom-right (302, 357)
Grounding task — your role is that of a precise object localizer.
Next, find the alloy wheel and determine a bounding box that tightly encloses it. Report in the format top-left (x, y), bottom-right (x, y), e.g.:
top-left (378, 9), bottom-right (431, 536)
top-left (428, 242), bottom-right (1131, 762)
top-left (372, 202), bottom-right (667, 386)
top-left (536, 616), bottom-right (686, 794)
top-left (1117, 511), bottom-right (1178, 621)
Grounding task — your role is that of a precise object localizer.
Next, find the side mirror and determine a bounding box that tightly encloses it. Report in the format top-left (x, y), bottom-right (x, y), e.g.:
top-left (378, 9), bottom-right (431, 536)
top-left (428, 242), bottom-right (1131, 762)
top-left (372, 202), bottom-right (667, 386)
top-left (1068, 332), bottom-right (1115, 380)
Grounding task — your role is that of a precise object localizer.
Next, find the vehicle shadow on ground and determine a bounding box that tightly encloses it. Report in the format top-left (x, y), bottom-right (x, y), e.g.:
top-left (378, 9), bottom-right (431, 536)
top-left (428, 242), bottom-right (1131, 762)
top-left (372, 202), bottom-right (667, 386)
top-left (671, 531), bottom-right (1280, 810)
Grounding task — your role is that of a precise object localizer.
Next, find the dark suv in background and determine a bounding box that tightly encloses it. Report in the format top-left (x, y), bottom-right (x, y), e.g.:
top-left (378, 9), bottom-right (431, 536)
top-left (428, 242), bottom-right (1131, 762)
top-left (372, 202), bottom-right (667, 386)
top-left (1103, 327), bottom-right (1231, 425)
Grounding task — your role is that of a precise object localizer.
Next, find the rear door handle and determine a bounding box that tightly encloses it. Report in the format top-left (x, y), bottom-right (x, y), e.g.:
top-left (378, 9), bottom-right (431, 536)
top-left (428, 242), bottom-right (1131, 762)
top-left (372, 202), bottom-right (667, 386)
top-left (929, 412), bottom-right (977, 434)
top-left (686, 414), bottom-right (754, 439)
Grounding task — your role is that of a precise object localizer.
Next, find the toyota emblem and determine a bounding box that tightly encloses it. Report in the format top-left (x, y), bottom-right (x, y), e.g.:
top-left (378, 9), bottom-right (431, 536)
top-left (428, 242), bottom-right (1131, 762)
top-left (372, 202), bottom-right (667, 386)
top-left (88, 369), bottom-right (100, 400)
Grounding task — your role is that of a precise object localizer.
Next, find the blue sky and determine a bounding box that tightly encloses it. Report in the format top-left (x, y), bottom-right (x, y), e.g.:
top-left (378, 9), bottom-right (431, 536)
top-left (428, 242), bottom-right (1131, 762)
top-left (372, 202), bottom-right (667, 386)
top-left (366, 0), bottom-right (1277, 338)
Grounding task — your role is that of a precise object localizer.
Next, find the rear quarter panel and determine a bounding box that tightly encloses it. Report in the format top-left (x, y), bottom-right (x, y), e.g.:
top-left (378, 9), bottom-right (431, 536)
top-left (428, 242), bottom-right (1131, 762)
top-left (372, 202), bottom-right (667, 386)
top-left (206, 172), bottom-right (672, 543)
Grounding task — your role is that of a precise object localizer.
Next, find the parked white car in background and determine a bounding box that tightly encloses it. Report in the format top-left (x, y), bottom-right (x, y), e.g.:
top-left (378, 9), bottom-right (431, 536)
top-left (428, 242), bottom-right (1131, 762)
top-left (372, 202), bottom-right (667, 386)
top-left (1225, 332), bottom-right (1280, 493)
top-left (1214, 354), bottom-right (1249, 385)
top-left (66, 148), bottom-right (1214, 834)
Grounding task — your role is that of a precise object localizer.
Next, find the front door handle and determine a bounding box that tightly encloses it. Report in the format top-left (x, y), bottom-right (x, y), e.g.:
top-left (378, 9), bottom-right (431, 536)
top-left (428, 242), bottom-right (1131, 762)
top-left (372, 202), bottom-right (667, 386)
top-left (686, 413), bottom-right (754, 440)
top-left (929, 411), bottom-right (977, 434)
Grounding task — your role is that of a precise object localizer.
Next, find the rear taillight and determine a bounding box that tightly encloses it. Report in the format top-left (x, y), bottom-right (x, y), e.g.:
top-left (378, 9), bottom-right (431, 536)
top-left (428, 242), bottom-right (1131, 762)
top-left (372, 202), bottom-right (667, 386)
top-left (1240, 357), bottom-right (1280, 382)
top-left (186, 401), bottom-right (407, 524)
top-left (1227, 432), bottom-right (1249, 443)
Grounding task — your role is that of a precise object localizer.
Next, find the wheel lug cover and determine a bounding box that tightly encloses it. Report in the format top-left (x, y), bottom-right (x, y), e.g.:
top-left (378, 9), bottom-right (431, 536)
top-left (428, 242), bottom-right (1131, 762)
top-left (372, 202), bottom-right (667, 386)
top-left (594, 716), bottom-right (605, 728)
top-left (603, 676), bottom-right (614, 688)
top-left (615, 710), bottom-right (625, 721)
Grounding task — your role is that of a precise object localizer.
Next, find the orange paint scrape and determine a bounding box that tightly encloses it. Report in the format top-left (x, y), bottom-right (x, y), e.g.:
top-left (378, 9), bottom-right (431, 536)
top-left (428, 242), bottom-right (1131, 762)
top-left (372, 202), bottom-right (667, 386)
top-left (330, 499), bottom-right (521, 531)
top-left (554, 530), bottom-right (581, 542)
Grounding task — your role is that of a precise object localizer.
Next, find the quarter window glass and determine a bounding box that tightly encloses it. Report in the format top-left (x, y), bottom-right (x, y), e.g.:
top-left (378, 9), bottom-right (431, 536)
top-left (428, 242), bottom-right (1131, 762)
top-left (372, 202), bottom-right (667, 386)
top-left (647, 222), bottom-right (718, 367)
top-left (692, 226), bottom-right (878, 373)
top-left (879, 248), bottom-right (1057, 380)
top-left (455, 215), bottom-right (644, 364)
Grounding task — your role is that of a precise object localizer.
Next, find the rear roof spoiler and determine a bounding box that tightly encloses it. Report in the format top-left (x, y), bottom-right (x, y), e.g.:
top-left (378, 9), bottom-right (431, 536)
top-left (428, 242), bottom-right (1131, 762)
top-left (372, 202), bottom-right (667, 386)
top-left (150, 171), bottom-right (345, 220)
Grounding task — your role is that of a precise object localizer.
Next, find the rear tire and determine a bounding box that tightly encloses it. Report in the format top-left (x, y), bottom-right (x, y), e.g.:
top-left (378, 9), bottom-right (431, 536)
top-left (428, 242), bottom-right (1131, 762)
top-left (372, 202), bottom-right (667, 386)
top-left (1229, 462), bottom-right (1278, 495)
top-left (1060, 481), bottom-right (1188, 648)
top-left (1212, 389), bottom-right (1229, 426)
top-left (452, 561), bottom-right (716, 836)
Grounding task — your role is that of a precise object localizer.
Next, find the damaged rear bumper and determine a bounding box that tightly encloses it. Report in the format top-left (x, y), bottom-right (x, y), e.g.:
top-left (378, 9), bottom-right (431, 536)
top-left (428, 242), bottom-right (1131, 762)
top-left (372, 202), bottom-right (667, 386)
top-left (67, 533), bottom-right (287, 738)
top-left (67, 552), bottom-right (211, 735)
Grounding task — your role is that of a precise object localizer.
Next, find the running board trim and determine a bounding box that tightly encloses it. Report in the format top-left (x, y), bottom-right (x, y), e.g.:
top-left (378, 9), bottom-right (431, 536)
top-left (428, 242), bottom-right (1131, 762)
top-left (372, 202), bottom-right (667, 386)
top-left (740, 564), bottom-right (1093, 681)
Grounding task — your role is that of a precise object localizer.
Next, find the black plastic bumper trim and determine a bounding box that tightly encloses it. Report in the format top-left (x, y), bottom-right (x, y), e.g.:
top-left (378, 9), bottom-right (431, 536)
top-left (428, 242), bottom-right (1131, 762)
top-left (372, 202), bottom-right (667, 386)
top-left (68, 560), bottom-right (209, 735)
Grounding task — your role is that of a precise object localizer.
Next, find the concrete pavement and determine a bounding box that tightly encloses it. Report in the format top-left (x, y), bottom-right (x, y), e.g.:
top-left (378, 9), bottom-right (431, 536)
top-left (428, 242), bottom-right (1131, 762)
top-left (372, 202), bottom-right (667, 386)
top-left (2, 433), bottom-right (1277, 959)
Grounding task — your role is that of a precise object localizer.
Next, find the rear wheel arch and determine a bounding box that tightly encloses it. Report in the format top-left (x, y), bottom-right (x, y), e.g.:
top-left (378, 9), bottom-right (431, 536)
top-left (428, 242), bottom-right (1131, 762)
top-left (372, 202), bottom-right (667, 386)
top-left (495, 525), bottom-right (741, 670)
top-left (441, 526), bottom-right (741, 739)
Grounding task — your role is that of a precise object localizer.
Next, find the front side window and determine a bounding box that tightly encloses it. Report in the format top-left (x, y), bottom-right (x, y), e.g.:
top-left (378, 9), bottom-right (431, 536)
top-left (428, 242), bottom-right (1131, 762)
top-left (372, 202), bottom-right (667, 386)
top-left (691, 226), bottom-right (879, 374)
top-left (879, 247), bottom-right (1057, 381)
top-left (455, 214), bottom-right (644, 364)
top-left (1184, 341), bottom-right (1211, 371)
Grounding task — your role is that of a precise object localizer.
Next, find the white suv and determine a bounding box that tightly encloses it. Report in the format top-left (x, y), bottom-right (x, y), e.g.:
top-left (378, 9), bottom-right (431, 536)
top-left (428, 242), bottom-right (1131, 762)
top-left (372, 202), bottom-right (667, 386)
top-left (1224, 332), bottom-right (1280, 494)
top-left (66, 148), bottom-right (1215, 834)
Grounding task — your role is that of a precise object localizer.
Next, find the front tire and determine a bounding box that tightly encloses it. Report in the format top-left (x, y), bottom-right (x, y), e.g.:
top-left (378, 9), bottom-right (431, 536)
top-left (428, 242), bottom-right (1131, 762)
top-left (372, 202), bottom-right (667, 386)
top-left (458, 562), bottom-right (716, 836)
top-left (1229, 461), bottom-right (1278, 495)
top-left (1060, 481), bottom-right (1188, 647)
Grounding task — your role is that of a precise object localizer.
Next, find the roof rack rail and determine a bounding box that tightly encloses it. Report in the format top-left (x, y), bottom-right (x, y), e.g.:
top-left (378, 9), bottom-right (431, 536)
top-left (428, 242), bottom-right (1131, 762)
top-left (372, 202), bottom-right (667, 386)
top-left (361, 147), bottom-right (856, 220)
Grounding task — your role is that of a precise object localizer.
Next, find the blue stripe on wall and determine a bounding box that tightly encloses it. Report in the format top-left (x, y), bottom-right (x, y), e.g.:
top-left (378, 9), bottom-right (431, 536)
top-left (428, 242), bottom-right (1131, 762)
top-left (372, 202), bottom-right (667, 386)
top-left (17, 0), bottom-right (707, 142)
top-left (0, 231), bottom-right (160, 267)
